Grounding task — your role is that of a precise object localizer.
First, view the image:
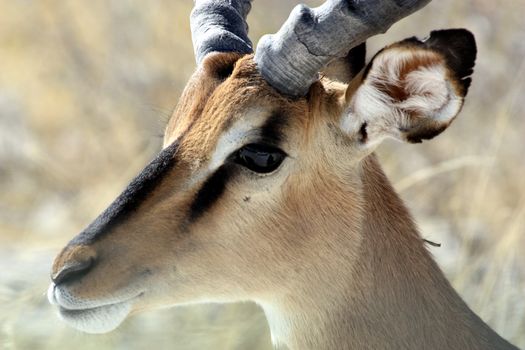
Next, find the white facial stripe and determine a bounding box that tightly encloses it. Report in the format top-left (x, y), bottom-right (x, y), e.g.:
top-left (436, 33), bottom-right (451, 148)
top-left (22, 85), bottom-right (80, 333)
top-left (208, 108), bottom-right (269, 171)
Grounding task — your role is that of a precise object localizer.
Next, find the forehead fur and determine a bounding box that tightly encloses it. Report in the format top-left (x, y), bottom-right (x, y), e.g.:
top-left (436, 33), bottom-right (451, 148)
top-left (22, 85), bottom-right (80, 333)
top-left (164, 53), bottom-right (335, 167)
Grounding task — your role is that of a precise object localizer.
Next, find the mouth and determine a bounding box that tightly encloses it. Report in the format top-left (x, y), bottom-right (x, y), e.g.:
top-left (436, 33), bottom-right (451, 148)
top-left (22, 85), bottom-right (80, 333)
top-left (48, 284), bottom-right (141, 334)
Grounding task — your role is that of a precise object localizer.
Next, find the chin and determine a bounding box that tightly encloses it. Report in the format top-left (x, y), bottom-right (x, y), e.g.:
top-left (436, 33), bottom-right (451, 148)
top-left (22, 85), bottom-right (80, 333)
top-left (47, 283), bottom-right (139, 334)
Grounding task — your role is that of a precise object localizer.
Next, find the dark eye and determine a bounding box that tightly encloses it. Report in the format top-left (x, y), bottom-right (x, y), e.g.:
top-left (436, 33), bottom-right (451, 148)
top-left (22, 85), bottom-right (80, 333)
top-left (234, 143), bottom-right (286, 173)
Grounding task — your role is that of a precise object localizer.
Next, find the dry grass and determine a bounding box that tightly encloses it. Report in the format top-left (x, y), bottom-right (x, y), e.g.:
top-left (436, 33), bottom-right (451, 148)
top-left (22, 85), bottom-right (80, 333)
top-left (0, 0), bottom-right (523, 349)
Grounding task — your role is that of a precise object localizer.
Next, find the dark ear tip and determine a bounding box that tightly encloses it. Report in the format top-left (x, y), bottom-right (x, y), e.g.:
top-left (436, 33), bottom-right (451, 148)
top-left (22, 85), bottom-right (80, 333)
top-left (424, 28), bottom-right (477, 96)
top-left (429, 28), bottom-right (475, 41)
top-left (461, 76), bottom-right (472, 92)
top-left (428, 28), bottom-right (477, 57)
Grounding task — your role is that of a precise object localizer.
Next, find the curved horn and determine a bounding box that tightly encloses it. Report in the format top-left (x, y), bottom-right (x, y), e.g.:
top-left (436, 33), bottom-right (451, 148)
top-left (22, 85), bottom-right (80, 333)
top-left (254, 0), bottom-right (432, 97)
top-left (191, 0), bottom-right (253, 64)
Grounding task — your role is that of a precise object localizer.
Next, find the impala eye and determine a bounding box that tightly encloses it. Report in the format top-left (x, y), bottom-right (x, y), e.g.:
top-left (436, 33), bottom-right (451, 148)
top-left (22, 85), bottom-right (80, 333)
top-left (234, 144), bottom-right (286, 173)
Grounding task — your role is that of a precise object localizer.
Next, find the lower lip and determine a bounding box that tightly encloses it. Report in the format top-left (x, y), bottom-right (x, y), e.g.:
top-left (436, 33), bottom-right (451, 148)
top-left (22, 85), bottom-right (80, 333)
top-left (58, 300), bottom-right (133, 334)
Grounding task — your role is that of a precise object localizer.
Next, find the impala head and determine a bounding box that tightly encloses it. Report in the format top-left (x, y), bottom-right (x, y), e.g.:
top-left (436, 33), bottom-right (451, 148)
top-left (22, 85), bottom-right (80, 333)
top-left (48, 0), bottom-right (476, 335)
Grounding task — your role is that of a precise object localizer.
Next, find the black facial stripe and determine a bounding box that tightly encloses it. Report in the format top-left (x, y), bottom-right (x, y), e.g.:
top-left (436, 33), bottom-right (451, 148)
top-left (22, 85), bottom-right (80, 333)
top-left (260, 110), bottom-right (288, 145)
top-left (188, 111), bottom-right (287, 222)
top-left (70, 141), bottom-right (180, 245)
top-left (189, 164), bottom-right (238, 221)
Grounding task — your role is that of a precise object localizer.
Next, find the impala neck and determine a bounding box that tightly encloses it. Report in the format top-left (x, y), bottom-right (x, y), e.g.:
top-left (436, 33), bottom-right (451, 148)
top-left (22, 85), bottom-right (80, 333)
top-left (259, 155), bottom-right (515, 350)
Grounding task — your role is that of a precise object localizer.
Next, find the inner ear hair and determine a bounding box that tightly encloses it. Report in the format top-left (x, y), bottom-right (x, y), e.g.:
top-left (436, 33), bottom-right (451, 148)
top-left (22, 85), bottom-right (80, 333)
top-left (341, 29), bottom-right (476, 147)
top-left (394, 29), bottom-right (477, 97)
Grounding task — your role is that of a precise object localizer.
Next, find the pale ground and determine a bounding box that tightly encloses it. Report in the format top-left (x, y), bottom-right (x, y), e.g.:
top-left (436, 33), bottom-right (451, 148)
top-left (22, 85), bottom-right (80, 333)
top-left (0, 0), bottom-right (524, 349)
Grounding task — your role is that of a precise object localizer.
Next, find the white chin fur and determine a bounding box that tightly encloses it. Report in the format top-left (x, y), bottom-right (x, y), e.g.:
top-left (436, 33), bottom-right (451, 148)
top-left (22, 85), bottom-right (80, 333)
top-left (58, 301), bottom-right (132, 334)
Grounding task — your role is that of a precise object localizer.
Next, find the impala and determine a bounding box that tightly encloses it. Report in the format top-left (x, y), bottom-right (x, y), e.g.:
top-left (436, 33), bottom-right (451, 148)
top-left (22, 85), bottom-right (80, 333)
top-left (48, 0), bottom-right (519, 349)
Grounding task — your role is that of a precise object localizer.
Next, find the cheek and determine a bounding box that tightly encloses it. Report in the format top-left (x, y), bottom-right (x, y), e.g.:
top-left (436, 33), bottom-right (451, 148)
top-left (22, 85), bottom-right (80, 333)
top-left (191, 185), bottom-right (281, 261)
top-left (161, 165), bottom-right (297, 280)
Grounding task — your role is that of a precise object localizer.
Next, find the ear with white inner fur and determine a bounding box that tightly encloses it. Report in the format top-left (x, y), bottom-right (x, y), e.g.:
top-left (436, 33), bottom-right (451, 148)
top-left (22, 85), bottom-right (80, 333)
top-left (340, 29), bottom-right (476, 149)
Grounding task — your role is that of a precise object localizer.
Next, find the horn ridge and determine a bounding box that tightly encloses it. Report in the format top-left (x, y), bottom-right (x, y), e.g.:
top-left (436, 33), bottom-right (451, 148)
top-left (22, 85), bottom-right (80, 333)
top-left (191, 0), bottom-right (253, 64)
top-left (254, 0), bottom-right (432, 98)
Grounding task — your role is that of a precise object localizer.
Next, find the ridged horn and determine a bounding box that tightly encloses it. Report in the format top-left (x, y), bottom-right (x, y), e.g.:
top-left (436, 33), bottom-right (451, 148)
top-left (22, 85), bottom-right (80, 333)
top-left (254, 0), bottom-right (432, 97)
top-left (190, 0), bottom-right (253, 64)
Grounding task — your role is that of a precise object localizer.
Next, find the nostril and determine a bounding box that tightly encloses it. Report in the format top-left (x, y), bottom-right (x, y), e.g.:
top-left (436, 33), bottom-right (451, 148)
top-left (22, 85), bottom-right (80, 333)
top-left (52, 257), bottom-right (94, 285)
top-left (51, 245), bottom-right (97, 285)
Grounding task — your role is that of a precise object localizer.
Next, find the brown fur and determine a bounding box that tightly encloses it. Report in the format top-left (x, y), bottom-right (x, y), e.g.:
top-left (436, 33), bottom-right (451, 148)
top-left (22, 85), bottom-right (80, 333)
top-left (51, 46), bottom-right (516, 350)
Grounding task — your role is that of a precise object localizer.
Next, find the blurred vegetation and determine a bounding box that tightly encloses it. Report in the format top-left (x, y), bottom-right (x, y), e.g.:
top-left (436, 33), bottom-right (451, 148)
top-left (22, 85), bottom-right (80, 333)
top-left (0, 0), bottom-right (524, 349)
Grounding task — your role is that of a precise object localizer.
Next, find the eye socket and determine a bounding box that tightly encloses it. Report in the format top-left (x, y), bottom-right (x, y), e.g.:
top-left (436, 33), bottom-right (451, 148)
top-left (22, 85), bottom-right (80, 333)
top-left (234, 143), bottom-right (286, 174)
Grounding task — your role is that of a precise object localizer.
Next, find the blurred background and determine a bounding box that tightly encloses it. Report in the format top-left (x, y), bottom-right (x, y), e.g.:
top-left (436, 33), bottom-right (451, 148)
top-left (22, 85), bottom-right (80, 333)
top-left (0, 0), bottom-right (524, 349)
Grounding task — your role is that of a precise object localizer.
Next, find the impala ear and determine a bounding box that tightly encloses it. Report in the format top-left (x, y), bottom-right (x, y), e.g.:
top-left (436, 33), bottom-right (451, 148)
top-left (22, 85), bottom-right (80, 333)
top-left (340, 29), bottom-right (476, 148)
